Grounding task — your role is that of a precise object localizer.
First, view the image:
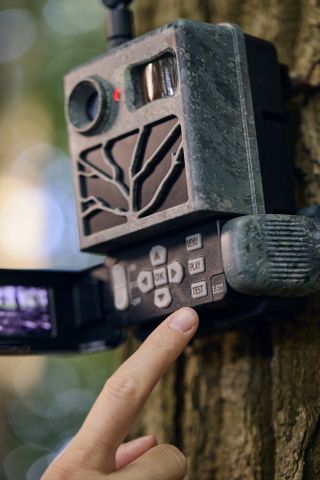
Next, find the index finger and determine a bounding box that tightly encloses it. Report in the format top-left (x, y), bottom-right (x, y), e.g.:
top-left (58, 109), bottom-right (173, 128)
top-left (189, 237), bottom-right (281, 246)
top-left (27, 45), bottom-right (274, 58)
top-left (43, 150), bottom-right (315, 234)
top-left (69, 307), bottom-right (198, 471)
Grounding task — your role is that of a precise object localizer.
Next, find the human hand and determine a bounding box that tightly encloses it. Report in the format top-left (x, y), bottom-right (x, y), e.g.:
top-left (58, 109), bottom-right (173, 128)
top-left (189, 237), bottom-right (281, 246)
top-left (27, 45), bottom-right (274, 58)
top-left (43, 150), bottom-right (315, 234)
top-left (42, 307), bottom-right (199, 480)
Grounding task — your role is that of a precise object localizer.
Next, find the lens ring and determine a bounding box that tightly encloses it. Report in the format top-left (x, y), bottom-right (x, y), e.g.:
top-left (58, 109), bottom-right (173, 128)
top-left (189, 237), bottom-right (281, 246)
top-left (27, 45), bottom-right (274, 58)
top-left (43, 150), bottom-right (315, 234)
top-left (68, 77), bottom-right (106, 134)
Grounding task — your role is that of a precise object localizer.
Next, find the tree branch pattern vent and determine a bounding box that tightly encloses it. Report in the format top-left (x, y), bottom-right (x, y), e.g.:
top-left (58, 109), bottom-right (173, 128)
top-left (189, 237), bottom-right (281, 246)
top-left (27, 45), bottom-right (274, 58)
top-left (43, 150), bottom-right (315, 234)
top-left (77, 115), bottom-right (188, 236)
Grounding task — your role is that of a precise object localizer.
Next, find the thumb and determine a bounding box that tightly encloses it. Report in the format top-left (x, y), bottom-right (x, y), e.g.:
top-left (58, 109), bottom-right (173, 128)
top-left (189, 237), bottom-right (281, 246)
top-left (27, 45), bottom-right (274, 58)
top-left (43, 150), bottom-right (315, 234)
top-left (116, 435), bottom-right (157, 469)
top-left (110, 444), bottom-right (187, 480)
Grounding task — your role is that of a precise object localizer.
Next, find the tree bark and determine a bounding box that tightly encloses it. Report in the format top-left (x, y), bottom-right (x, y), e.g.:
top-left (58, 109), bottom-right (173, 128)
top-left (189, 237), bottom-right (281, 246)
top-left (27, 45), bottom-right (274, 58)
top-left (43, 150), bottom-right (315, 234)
top-left (122, 1), bottom-right (320, 478)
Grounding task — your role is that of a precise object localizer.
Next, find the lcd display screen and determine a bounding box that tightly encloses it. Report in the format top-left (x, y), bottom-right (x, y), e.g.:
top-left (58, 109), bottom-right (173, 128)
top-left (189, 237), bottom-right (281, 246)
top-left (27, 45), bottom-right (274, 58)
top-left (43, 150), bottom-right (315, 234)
top-left (0, 286), bottom-right (51, 336)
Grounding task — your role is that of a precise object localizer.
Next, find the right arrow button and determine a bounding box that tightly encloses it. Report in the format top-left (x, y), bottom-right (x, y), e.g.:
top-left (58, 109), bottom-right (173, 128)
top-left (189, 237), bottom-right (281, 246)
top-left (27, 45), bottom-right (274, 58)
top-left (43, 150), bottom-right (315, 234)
top-left (168, 261), bottom-right (184, 284)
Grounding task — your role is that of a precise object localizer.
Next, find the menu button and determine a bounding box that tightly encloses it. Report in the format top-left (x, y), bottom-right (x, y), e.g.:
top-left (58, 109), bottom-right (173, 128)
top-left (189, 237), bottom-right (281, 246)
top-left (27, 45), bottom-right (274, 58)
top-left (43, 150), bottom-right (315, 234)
top-left (186, 233), bottom-right (202, 251)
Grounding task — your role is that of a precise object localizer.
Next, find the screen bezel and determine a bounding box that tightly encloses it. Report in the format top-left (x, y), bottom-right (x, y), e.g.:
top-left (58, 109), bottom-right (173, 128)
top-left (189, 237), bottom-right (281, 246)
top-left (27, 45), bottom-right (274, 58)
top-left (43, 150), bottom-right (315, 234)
top-left (0, 267), bottom-right (112, 353)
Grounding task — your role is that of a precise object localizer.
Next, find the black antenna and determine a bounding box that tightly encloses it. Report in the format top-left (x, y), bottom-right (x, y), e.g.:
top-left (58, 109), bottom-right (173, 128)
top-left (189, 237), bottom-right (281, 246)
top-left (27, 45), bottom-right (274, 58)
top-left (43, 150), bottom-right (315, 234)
top-left (102, 0), bottom-right (134, 50)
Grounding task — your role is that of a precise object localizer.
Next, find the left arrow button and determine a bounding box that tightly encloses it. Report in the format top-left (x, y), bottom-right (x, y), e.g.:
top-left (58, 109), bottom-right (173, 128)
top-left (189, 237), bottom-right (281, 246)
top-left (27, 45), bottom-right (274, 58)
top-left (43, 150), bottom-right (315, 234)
top-left (137, 270), bottom-right (154, 293)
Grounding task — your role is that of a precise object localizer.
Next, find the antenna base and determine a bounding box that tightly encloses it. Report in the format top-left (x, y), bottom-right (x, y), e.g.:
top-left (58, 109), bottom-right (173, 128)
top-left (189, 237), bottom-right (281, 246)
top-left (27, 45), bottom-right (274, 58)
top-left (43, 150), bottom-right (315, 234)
top-left (102, 0), bottom-right (134, 49)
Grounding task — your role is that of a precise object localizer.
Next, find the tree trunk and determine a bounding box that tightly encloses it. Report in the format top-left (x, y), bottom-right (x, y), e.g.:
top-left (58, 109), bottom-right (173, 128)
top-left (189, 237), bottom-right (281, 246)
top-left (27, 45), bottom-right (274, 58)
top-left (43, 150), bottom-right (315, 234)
top-left (122, 1), bottom-right (320, 478)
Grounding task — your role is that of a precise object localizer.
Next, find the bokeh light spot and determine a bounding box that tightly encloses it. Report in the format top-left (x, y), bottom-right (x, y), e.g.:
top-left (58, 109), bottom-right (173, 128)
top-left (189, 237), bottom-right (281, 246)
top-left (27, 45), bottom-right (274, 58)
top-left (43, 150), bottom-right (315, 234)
top-left (26, 453), bottom-right (52, 480)
top-left (3, 444), bottom-right (49, 480)
top-left (0, 356), bottom-right (45, 394)
top-left (46, 389), bottom-right (96, 419)
top-left (0, 185), bottom-right (64, 262)
top-left (0, 9), bottom-right (37, 64)
top-left (43, 0), bottom-right (104, 36)
top-left (0, 98), bottom-right (53, 163)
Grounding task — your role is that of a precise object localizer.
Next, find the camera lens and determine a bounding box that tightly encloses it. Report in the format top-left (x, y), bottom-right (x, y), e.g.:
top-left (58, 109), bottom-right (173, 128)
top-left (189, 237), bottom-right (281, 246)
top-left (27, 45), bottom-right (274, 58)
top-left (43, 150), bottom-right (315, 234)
top-left (68, 78), bottom-right (106, 134)
top-left (86, 92), bottom-right (100, 122)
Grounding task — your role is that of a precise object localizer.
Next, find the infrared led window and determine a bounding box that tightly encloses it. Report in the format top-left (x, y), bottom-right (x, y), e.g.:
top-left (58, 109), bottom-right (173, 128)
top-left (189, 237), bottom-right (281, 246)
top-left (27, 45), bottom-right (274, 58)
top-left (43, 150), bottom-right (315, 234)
top-left (0, 286), bottom-right (52, 336)
top-left (132, 52), bottom-right (178, 107)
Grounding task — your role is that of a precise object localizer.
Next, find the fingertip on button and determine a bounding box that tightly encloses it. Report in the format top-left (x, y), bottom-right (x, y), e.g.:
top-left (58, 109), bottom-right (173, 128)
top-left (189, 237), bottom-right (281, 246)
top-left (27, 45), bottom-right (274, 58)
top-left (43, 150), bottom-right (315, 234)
top-left (169, 307), bottom-right (199, 332)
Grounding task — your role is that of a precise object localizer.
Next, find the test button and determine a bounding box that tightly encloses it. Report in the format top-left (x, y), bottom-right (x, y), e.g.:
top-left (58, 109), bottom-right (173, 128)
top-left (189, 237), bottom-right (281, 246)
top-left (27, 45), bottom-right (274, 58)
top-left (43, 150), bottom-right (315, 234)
top-left (191, 281), bottom-right (208, 299)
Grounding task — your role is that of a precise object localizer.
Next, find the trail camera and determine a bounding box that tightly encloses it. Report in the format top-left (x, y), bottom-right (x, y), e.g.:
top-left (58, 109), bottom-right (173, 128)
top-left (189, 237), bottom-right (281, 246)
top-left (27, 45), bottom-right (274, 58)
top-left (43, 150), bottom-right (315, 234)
top-left (65, 20), bottom-right (294, 253)
top-left (0, 1), bottom-right (319, 353)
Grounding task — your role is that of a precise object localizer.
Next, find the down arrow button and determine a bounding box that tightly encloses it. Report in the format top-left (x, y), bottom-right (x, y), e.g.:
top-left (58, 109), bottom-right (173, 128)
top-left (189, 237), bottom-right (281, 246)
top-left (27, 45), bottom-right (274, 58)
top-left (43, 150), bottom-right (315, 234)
top-left (154, 287), bottom-right (172, 308)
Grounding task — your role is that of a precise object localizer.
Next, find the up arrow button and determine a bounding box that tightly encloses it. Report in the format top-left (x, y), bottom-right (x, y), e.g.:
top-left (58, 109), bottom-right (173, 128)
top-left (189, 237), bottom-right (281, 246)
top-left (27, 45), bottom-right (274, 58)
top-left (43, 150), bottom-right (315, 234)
top-left (149, 245), bottom-right (167, 266)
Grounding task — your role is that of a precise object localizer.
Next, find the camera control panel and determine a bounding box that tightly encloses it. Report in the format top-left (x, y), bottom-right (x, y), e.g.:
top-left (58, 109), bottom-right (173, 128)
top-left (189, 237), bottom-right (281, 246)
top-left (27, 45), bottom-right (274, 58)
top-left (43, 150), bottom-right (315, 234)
top-left (107, 221), bottom-right (229, 326)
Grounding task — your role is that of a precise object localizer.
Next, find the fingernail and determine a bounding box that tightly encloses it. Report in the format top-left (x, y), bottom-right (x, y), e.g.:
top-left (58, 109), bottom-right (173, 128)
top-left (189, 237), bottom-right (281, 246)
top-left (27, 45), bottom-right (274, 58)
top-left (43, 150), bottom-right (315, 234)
top-left (169, 308), bottom-right (198, 332)
top-left (127, 435), bottom-right (156, 447)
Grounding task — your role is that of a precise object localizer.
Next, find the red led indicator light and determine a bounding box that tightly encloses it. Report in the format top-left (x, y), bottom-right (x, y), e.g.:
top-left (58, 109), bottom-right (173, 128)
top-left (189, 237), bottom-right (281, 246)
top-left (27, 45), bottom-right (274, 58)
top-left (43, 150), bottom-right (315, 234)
top-left (113, 88), bottom-right (121, 102)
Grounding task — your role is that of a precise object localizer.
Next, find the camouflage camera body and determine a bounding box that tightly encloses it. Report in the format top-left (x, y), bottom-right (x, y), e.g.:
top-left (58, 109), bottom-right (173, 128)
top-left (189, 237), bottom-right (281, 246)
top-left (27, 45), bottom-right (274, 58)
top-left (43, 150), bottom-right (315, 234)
top-left (64, 19), bottom-right (294, 253)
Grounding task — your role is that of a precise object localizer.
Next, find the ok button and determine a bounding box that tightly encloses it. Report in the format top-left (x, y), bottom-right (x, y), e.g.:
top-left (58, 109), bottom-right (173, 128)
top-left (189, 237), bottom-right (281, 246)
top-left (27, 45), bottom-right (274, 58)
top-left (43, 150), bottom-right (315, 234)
top-left (153, 267), bottom-right (168, 287)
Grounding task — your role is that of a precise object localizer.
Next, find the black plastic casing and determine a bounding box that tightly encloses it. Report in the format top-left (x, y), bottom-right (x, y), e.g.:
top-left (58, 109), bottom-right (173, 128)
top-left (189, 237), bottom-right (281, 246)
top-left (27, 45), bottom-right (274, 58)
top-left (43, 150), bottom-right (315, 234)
top-left (245, 35), bottom-right (295, 215)
top-left (0, 267), bottom-right (122, 354)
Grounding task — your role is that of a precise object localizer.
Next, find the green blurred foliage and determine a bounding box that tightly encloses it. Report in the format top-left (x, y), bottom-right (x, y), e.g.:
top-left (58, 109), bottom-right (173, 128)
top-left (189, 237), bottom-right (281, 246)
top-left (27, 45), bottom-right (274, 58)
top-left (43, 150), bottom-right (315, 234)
top-left (0, 0), bottom-right (106, 149)
top-left (0, 1), bottom-right (120, 478)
